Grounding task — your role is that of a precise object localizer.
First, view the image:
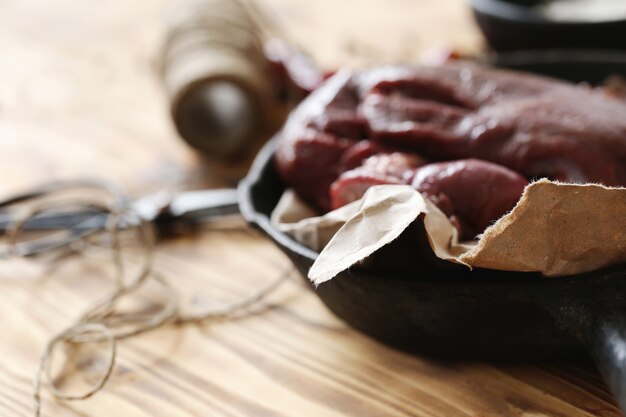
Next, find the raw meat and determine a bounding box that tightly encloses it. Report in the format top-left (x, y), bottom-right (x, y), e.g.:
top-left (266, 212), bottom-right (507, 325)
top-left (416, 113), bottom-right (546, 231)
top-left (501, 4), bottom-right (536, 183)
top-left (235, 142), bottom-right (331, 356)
top-left (275, 63), bottom-right (626, 237)
top-left (411, 159), bottom-right (528, 239)
top-left (330, 152), bottom-right (426, 210)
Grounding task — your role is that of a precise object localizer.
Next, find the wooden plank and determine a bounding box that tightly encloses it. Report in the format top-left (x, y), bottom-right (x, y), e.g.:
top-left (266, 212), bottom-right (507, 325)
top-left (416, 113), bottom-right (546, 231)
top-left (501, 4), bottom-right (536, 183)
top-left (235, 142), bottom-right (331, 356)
top-left (0, 0), bottom-right (620, 416)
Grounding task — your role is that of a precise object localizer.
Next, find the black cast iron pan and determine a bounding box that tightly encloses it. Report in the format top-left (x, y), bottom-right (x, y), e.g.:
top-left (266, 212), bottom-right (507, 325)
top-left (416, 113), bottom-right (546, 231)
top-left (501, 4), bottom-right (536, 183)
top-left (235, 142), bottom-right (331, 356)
top-left (236, 50), bottom-right (626, 412)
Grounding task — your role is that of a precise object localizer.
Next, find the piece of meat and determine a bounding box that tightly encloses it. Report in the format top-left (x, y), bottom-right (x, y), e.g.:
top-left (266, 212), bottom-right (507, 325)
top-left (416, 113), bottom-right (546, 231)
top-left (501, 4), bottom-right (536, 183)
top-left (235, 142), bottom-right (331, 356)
top-left (337, 140), bottom-right (385, 172)
top-left (275, 71), bottom-right (365, 210)
top-left (276, 62), bottom-right (626, 230)
top-left (264, 38), bottom-right (324, 99)
top-left (330, 152), bottom-right (427, 209)
top-left (411, 159), bottom-right (528, 239)
top-left (276, 132), bottom-right (354, 210)
top-left (358, 64), bottom-right (626, 185)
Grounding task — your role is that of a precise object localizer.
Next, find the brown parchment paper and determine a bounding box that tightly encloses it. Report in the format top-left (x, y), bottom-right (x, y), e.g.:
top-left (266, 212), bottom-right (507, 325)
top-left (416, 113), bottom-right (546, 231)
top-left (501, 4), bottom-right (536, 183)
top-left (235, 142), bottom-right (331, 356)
top-left (271, 180), bottom-right (626, 285)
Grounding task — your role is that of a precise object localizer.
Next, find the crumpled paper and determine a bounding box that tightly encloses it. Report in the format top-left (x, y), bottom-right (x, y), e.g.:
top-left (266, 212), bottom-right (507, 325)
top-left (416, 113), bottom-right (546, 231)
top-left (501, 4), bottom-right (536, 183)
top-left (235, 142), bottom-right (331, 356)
top-left (271, 180), bottom-right (626, 284)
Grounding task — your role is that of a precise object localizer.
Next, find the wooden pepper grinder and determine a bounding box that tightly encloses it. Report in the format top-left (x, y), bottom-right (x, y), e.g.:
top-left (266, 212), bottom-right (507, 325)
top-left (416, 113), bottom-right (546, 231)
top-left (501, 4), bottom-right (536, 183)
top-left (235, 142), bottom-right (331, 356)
top-left (161, 0), bottom-right (281, 159)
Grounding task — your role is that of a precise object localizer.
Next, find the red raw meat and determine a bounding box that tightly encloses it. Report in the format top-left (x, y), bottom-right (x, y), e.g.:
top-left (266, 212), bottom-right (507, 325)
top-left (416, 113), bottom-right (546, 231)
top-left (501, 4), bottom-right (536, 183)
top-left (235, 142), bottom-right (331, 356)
top-left (412, 159), bottom-right (528, 239)
top-left (358, 64), bottom-right (626, 184)
top-left (330, 152), bottom-right (427, 210)
top-left (275, 71), bottom-right (365, 210)
top-left (276, 63), bottom-right (626, 234)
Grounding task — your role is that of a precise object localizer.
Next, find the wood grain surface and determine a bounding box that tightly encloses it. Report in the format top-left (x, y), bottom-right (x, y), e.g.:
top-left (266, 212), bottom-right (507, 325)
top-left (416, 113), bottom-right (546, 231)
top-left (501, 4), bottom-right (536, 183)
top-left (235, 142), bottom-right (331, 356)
top-left (0, 0), bottom-right (621, 416)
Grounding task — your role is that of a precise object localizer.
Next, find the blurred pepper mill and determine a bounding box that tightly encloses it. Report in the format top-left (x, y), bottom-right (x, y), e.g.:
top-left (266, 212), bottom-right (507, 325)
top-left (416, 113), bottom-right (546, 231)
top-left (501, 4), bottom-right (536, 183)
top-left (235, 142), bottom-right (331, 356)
top-left (161, 0), bottom-right (283, 159)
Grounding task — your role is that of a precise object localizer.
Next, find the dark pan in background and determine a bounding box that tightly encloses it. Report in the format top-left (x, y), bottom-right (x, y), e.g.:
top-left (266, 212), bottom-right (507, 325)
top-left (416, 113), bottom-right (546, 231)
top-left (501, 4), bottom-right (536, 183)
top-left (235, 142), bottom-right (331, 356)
top-left (487, 48), bottom-right (626, 83)
top-left (238, 50), bottom-right (626, 412)
top-left (469, 0), bottom-right (626, 52)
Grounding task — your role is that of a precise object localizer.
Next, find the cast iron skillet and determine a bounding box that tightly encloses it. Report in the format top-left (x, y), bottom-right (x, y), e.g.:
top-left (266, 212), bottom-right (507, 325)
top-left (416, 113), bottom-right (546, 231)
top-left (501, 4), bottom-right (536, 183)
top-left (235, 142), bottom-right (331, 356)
top-left (237, 50), bottom-right (626, 412)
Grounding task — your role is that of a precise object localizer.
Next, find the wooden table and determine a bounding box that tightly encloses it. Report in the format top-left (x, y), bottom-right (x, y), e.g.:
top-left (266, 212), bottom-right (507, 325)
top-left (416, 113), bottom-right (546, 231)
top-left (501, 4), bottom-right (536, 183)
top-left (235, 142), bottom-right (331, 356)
top-left (0, 0), bottom-right (620, 416)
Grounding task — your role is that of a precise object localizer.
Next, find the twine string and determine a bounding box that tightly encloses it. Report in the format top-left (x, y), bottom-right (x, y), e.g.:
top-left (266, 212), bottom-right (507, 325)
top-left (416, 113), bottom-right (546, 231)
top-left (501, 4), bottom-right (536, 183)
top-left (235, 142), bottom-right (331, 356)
top-left (0, 180), bottom-right (292, 417)
top-left (33, 322), bottom-right (117, 413)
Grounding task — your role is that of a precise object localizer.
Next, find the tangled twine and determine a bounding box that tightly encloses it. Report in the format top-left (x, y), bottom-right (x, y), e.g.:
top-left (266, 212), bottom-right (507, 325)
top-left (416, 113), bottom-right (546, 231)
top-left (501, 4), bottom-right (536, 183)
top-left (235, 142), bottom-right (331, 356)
top-left (0, 180), bottom-right (292, 417)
